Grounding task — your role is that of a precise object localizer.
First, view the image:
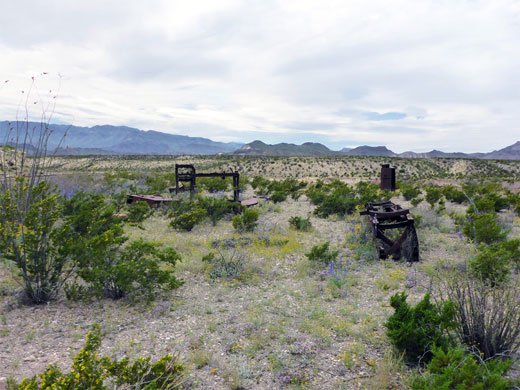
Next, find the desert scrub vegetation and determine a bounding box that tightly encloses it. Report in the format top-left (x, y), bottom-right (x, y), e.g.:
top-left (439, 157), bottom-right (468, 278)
top-left (2, 117), bottom-right (520, 390)
top-left (12, 324), bottom-right (185, 389)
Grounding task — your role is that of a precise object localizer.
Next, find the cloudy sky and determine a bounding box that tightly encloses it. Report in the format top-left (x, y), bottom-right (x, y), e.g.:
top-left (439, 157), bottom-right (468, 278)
top-left (1, 0), bottom-right (519, 152)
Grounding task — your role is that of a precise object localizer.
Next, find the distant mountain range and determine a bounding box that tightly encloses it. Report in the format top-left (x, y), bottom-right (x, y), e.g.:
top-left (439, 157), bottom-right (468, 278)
top-left (1, 121), bottom-right (519, 159)
top-left (234, 140), bottom-right (520, 160)
top-left (0, 121), bottom-right (242, 155)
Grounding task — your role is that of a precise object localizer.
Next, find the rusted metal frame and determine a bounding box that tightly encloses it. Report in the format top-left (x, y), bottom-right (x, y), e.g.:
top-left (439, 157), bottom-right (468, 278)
top-left (174, 164), bottom-right (240, 202)
top-left (362, 201), bottom-right (419, 261)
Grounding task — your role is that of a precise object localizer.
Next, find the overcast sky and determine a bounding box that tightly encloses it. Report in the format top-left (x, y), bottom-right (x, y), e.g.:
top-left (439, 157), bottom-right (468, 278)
top-left (1, 0), bottom-right (519, 152)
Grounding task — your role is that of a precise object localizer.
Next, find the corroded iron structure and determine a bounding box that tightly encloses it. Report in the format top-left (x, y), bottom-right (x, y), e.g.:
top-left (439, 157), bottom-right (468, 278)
top-left (380, 164), bottom-right (396, 191)
top-left (173, 164), bottom-right (240, 202)
top-left (360, 201), bottom-right (419, 262)
top-left (127, 194), bottom-right (172, 208)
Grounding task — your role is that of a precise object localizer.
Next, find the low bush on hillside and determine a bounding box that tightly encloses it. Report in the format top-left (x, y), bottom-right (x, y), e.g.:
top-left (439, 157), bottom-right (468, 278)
top-left (462, 212), bottom-right (507, 244)
top-left (307, 180), bottom-right (388, 218)
top-left (15, 324), bottom-right (185, 389)
top-left (126, 201), bottom-right (152, 223)
top-left (410, 345), bottom-right (515, 390)
top-left (305, 241), bottom-right (339, 265)
top-left (232, 208), bottom-right (259, 232)
top-left (470, 239), bottom-right (520, 286)
top-left (288, 216), bottom-right (312, 231)
top-left (385, 292), bottom-right (456, 365)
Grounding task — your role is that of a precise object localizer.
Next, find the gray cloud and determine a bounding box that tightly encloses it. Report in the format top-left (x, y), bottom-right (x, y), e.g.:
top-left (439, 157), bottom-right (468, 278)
top-left (0, 0), bottom-right (519, 153)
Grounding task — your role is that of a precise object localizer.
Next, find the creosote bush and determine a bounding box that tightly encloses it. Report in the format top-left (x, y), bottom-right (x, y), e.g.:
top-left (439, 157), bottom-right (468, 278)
top-left (470, 239), bottom-right (520, 286)
top-left (385, 292), bottom-right (456, 365)
top-left (64, 192), bottom-right (182, 301)
top-left (126, 201), bottom-right (152, 223)
top-left (0, 178), bottom-right (70, 304)
top-left (170, 207), bottom-right (206, 231)
top-left (16, 324), bottom-right (184, 389)
top-left (463, 212), bottom-right (507, 244)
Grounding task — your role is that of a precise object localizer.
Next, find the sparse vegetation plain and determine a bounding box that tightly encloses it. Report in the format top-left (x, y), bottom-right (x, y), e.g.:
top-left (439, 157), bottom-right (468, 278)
top-left (1, 153), bottom-right (520, 389)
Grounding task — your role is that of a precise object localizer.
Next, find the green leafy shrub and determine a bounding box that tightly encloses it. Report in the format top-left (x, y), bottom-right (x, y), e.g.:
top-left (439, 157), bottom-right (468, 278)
top-left (270, 190), bottom-right (287, 203)
top-left (305, 241), bottom-right (339, 265)
top-left (309, 180), bottom-right (387, 218)
top-left (401, 183), bottom-right (421, 201)
top-left (126, 201), bottom-right (152, 223)
top-left (196, 196), bottom-right (235, 225)
top-left (463, 213), bottom-right (507, 244)
top-left (17, 324), bottom-right (184, 389)
top-left (385, 292), bottom-right (456, 365)
top-left (78, 239), bottom-right (183, 301)
top-left (232, 208), bottom-right (259, 232)
top-left (0, 178), bottom-right (68, 303)
top-left (144, 172), bottom-right (174, 194)
top-left (410, 345), bottom-right (514, 390)
top-left (470, 240), bottom-right (520, 286)
top-left (288, 216), bottom-right (312, 231)
top-left (170, 207), bottom-right (206, 231)
top-left (442, 185), bottom-right (466, 204)
top-left (198, 176), bottom-right (229, 193)
top-left (410, 197), bottom-right (423, 207)
top-left (425, 186), bottom-right (443, 208)
top-left (314, 187), bottom-right (358, 218)
top-left (250, 175), bottom-right (270, 190)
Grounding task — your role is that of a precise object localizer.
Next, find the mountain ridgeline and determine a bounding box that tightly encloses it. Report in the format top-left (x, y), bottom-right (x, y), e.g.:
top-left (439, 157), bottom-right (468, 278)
top-left (234, 140), bottom-right (520, 160)
top-left (1, 121), bottom-right (519, 159)
top-left (0, 121), bottom-right (242, 155)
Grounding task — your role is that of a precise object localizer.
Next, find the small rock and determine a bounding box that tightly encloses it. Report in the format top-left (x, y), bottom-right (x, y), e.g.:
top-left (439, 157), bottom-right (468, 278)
top-left (0, 377), bottom-right (7, 390)
top-left (23, 355), bottom-right (36, 362)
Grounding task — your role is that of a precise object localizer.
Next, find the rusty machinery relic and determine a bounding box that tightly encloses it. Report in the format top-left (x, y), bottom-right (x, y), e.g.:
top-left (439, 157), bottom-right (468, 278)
top-left (360, 201), bottom-right (419, 262)
top-left (380, 164), bottom-right (396, 191)
top-left (173, 164), bottom-right (240, 202)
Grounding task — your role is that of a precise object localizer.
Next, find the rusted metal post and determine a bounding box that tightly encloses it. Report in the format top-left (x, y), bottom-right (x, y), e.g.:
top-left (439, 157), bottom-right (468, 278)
top-left (380, 164), bottom-right (396, 191)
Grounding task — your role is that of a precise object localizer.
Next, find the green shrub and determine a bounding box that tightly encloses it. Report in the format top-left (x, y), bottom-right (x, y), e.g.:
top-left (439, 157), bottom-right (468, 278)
top-left (144, 173), bottom-right (174, 194)
top-left (425, 186), bottom-right (443, 208)
top-left (410, 345), bottom-right (514, 390)
top-left (250, 175), bottom-right (269, 190)
top-left (470, 240), bottom-right (520, 286)
top-left (314, 188), bottom-right (358, 218)
top-left (463, 213), bottom-right (507, 244)
top-left (78, 239), bottom-right (182, 301)
top-left (288, 216), bottom-right (312, 231)
top-left (442, 185), bottom-right (466, 204)
top-left (305, 241), bottom-right (339, 265)
top-left (126, 201), bottom-right (152, 223)
top-left (170, 207), bottom-right (206, 231)
top-left (385, 292), bottom-right (456, 365)
top-left (401, 183), bottom-right (421, 201)
top-left (0, 178), bottom-right (67, 303)
top-left (196, 196), bottom-right (235, 225)
top-left (198, 176), bottom-right (229, 193)
top-left (270, 190), bottom-right (287, 203)
top-left (410, 197), bottom-right (423, 207)
top-left (17, 324), bottom-right (184, 389)
top-left (232, 208), bottom-right (259, 232)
